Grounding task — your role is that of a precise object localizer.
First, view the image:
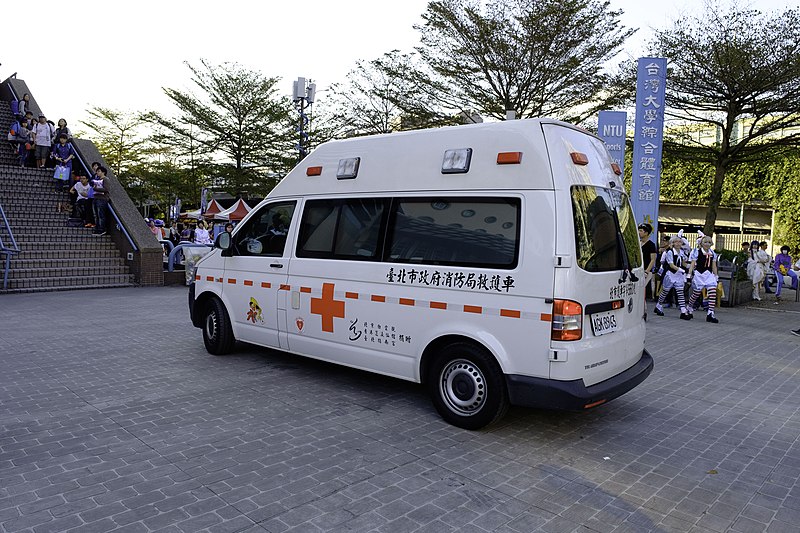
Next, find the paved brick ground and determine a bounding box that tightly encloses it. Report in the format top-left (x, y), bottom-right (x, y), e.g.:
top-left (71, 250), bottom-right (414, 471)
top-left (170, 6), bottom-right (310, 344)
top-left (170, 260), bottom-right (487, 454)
top-left (0, 286), bottom-right (798, 532)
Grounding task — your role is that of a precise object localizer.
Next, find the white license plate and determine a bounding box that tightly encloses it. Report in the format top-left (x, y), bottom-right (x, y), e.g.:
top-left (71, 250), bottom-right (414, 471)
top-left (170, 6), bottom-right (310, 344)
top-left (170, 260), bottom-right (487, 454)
top-left (590, 311), bottom-right (619, 336)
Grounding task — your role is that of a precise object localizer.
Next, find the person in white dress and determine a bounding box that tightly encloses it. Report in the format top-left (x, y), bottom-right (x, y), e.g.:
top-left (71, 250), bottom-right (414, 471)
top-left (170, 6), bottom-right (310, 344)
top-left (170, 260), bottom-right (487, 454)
top-left (193, 220), bottom-right (213, 245)
top-left (686, 235), bottom-right (720, 323)
top-left (746, 240), bottom-right (769, 300)
top-left (654, 236), bottom-right (690, 319)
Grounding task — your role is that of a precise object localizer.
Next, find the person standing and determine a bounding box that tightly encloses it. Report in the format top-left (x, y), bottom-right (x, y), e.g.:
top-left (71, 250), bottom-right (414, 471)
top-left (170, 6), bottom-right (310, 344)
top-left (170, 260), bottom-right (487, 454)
top-left (639, 224), bottom-right (657, 317)
top-left (747, 241), bottom-right (767, 300)
top-left (760, 241), bottom-right (773, 293)
top-left (193, 220), bottom-right (212, 245)
top-left (147, 218), bottom-right (162, 239)
top-left (91, 166), bottom-right (110, 236)
top-left (53, 119), bottom-right (72, 142)
top-left (773, 245), bottom-right (798, 303)
top-left (18, 93), bottom-right (31, 117)
top-left (686, 235), bottom-right (720, 323)
top-left (165, 220), bottom-right (181, 246)
top-left (654, 236), bottom-right (690, 319)
top-left (18, 117), bottom-right (33, 167)
top-left (32, 115), bottom-right (54, 168)
top-left (51, 133), bottom-right (76, 190)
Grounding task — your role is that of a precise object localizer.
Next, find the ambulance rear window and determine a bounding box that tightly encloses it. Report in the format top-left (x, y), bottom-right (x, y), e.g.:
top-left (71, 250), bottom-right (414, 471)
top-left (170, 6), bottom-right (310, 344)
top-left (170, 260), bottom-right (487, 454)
top-left (572, 186), bottom-right (640, 272)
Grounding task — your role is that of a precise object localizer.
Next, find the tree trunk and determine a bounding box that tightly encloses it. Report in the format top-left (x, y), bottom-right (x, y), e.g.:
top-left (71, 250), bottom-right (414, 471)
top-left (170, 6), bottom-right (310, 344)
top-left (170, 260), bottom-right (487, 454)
top-left (703, 163), bottom-right (727, 236)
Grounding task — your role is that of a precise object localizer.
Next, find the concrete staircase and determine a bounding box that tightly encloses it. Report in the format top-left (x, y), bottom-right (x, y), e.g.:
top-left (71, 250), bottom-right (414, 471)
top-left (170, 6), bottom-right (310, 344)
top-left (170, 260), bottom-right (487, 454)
top-left (0, 102), bottom-right (134, 293)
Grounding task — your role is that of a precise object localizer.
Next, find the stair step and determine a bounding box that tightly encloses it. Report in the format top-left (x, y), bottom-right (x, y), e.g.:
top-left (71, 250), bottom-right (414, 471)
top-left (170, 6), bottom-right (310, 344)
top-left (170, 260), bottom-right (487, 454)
top-left (9, 257), bottom-right (126, 269)
top-left (11, 232), bottom-right (117, 243)
top-left (2, 273), bottom-right (133, 288)
top-left (15, 249), bottom-right (122, 260)
top-left (8, 266), bottom-right (130, 279)
top-left (0, 280), bottom-right (135, 294)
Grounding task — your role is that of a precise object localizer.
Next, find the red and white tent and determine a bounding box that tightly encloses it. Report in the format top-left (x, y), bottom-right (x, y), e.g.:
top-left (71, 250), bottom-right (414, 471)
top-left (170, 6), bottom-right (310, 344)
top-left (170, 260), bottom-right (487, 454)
top-left (215, 199), bottom-right (252, 221)
top-left (203, 199), bottom-right (224, 219)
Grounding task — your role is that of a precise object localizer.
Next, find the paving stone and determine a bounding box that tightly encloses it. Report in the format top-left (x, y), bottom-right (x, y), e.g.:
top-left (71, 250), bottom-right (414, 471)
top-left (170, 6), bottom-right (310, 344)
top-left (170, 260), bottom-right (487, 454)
top-left (1, 287), bottom-right (800, 532)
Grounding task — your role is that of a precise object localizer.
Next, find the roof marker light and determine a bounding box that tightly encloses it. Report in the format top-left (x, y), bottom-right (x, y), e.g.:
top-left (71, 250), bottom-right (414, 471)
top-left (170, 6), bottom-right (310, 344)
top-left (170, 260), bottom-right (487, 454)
top-left (441, 148), bottom-right (472, 174)
top-left (497, 151), bottom-right (522, 165)
top-left (571, 152), bottom-right (589, 165)
top-left (306, 166), bottom-right (322, 176)
top-left (337, 157), bottom-right (360, 180)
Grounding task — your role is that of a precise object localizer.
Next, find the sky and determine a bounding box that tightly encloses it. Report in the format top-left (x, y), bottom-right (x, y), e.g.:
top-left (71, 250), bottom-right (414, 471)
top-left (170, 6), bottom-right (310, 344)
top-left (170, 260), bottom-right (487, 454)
top-left (4, 0), bottom-right (796, 130)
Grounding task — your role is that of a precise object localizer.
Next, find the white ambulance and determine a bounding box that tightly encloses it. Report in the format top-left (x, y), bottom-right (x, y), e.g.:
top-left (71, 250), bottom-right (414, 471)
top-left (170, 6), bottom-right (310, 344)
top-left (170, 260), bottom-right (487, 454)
top-left (188, 118), bottom-right (653, 430)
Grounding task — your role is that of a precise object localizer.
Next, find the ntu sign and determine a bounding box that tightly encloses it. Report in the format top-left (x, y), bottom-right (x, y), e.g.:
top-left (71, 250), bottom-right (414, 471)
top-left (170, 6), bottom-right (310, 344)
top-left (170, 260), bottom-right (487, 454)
top-left (597, 111), bottom-right (626, 176)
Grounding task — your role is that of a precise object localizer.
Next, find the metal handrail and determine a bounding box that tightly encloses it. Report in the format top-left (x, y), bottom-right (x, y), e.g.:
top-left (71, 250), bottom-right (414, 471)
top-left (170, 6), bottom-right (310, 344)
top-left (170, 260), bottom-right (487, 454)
top-left (6, 81), bottom-right (19, 101)
top-left (0, 202), bottom-right (20, 290)
top-left (167, 243), bottom-right (212, 272)
top-left (108, 203), bottom-right (138, 252)
top-left (159, 239), bottom-right (175, 255)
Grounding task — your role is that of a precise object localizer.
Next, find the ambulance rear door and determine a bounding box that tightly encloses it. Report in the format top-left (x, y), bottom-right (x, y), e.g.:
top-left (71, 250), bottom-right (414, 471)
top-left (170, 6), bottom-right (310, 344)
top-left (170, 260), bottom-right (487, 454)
top-left (542, 123), bottom-right (647, 387)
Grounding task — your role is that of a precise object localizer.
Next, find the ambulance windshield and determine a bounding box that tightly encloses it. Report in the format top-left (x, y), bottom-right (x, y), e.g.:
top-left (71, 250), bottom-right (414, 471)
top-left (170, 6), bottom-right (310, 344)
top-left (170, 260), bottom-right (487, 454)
top-left (571, 186), bottom-right (641, 272)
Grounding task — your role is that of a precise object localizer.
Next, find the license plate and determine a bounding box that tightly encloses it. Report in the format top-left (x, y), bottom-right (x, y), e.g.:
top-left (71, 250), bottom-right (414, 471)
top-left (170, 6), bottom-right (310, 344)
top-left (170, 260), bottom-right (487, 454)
top-left (590, 311), bottom-right (618, 336)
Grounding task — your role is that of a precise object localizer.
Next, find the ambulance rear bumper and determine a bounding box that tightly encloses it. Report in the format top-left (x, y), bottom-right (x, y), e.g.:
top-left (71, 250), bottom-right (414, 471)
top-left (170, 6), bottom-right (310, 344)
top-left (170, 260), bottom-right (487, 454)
top-left (505, 350), bottom-right (653, 411)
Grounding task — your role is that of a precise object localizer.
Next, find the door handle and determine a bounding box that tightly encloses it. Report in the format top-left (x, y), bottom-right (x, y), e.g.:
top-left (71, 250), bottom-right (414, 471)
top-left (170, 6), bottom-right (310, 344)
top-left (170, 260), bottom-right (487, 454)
top-left (270, 263), bottom-right (283, 268)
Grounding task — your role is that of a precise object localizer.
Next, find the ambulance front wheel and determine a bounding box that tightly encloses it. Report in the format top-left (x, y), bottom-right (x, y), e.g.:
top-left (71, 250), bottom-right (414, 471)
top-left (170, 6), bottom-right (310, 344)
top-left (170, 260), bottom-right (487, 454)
top-left (428, 342), bottom-right (509, 430)
top-left (203, 297), bottom-right (235, 355)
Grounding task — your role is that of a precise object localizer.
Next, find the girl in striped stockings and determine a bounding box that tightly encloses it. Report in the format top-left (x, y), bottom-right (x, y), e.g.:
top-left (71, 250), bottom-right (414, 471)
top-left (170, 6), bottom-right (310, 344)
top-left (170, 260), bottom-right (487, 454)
top-left (654, 236), bottom-right (690, 319)
top-left (686, 235), bottom-right (720, 323)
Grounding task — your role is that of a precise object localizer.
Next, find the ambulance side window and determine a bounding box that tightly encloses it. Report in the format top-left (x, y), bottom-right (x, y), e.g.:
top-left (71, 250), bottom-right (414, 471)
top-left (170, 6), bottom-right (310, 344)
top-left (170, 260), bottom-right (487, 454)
top-left (386, 197), bottom-right (519, 268)
top-left (297, 198), bottom-right (389, 260)
top-left (231, 202), bottom-right (296, 257)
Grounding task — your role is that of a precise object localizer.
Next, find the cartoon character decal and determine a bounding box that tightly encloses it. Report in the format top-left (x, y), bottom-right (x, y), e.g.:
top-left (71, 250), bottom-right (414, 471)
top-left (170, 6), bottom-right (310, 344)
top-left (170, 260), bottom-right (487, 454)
top-left (246, 297), bottom-right (264, 324)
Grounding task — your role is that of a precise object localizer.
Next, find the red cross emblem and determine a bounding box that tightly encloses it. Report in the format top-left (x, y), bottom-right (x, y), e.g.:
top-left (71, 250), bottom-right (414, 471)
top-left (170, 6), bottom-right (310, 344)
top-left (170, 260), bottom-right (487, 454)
top-left (310, 282), bottom-right (345, 333)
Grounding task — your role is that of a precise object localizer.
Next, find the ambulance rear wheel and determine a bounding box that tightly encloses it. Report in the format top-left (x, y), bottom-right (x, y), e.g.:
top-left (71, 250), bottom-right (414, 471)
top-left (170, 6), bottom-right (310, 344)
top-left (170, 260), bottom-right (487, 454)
top-left (203, 297), bottom-right (235, 355)
top-left (428, 342), bottom-right (509, 430)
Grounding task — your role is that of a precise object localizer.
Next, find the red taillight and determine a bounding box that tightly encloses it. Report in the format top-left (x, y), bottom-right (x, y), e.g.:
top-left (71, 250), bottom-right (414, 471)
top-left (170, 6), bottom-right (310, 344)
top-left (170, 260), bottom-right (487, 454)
top-left (551, 299), bottom-right (582, 341)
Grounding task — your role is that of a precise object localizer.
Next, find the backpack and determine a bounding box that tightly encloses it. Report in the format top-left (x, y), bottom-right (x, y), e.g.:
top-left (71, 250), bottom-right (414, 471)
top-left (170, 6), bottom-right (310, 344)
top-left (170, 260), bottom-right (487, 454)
top-left (10, 100), bottom-right (19, 115)
top-left (8, 121), bottom-right (21, 141)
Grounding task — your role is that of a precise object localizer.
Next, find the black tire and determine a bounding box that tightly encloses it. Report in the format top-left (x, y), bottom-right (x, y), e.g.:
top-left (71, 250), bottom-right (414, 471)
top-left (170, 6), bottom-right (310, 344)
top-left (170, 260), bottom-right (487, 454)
top-left (427, 342), bottom-right (509, 430)
top-left (202, 297), bottom-right (235, 355)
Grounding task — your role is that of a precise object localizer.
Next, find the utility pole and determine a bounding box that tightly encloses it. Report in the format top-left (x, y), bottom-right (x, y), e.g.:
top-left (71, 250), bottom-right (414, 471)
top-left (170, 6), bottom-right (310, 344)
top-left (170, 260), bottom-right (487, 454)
top-left (292, 77), bottom-right (316, 162)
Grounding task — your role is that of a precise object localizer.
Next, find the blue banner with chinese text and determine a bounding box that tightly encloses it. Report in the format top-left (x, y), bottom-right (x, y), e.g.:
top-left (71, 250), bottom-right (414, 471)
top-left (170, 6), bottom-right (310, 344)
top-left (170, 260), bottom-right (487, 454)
top-left (630, 57), bottom-right (667, 239)
top-left (597, 111), bottom-right (627, 178)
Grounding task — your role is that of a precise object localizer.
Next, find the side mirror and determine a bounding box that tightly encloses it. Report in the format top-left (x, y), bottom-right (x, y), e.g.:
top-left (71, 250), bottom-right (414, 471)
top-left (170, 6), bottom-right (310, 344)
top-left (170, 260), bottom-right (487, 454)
top-left (215, 232), bottom-right (231, 250)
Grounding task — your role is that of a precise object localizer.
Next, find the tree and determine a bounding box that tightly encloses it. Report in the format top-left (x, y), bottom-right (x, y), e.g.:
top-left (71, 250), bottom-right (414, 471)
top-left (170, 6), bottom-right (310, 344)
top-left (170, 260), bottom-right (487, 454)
top-left (650, 2), bottom-right (800, 235)
top-left (80, 107), bottom-right (150, 186)
top-left (324, 51), bottom-right (461, 138)
top-left (763, 149), bottom-right (800, 251)
top-left (392, 0), bottom-right (634, 123)
top-left (154, 59), bottom-right (296, 197)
